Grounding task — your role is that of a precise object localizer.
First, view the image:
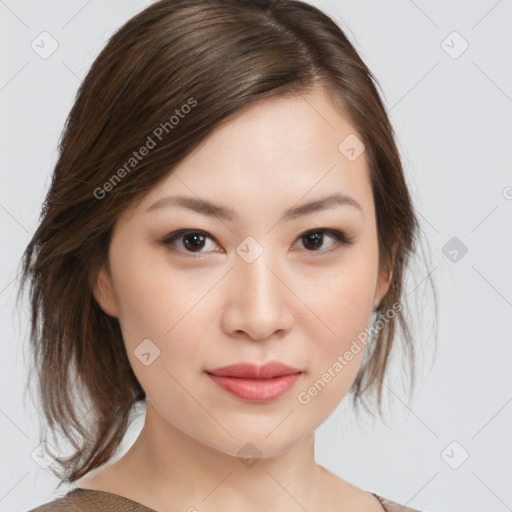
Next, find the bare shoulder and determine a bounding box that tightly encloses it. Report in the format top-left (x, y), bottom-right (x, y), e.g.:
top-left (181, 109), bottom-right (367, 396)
top-left (27, 461), bottom-right (156, 512)
top-left (74, 467), bottom-right (115, 491)
top-left (339, 481), bottom-right (388, 511)
top-left (74, 458), bottom-right (130, 492)
top-left (317, 467), bottom-right (387, 511)
top-left (316, 466), bottom-right (423, 512)
top-left (72, 462), bottom-right (158, 509)
top-left (334, 475), bottom-right (422, 512)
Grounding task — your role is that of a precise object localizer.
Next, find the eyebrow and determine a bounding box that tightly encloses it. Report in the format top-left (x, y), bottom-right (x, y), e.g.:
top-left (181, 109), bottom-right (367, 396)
top-left (145, 193), bottom-right (363, 221)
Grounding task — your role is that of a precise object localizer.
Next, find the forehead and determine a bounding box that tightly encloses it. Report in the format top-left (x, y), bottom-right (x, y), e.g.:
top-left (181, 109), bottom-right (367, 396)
top-left (136, 88), bottom-right (374, 222)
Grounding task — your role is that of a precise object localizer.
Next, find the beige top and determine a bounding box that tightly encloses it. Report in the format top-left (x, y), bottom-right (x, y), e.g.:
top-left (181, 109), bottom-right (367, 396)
top-left (28, 488), bottom-right (422, 511)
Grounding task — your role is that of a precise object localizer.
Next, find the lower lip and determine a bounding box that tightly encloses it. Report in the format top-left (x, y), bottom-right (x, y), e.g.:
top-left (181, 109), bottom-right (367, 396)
top-left (207, 373), bottom-right (302, 403)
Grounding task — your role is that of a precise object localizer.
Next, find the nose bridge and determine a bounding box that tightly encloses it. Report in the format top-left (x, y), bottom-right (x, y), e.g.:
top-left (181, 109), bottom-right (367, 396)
top-left (227, 244), bottom-right (290, 339)
top-left (237, 246), bottom-right (280, 307)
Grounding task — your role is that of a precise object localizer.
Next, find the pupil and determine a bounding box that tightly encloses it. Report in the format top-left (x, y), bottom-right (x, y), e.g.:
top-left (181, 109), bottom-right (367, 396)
top-left (184, 233), bottom-right (205, 251)
top-left (304, 233), bottom-right (322, 250)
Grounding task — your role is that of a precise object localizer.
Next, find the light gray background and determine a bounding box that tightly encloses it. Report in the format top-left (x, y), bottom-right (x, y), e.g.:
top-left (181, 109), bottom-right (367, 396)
top-left (1, 1), bottom-right (511, 511)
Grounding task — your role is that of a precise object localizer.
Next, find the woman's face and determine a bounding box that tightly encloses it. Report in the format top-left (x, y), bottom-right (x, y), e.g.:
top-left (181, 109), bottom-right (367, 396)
top-left (95, 87), bottom-right (391, 458)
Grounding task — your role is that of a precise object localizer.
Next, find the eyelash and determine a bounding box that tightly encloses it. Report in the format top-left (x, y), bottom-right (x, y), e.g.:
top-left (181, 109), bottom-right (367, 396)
top-left (160, 228), bottom-right (354, 258)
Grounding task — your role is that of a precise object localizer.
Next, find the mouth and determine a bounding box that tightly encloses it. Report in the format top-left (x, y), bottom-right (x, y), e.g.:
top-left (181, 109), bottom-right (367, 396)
top-left (206, 362), bottom-right (303, 403)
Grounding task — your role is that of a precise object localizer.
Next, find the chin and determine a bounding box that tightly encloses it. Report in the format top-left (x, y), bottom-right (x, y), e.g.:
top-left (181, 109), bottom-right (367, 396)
top-left (186, 410), bottom-right (314, 461)
top-left (206, 431), bottom-right (307, 461)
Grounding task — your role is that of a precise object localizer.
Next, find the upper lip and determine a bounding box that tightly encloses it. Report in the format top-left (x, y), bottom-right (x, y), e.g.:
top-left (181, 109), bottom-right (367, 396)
top-left (207, 362), bottom-right (302, 379)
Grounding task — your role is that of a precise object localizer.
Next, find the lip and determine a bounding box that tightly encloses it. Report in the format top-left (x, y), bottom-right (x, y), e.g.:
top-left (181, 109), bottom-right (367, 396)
top-left (206, 362), bottom-right (303, 403)
top-left (208, 362), bottom-right (302, 379)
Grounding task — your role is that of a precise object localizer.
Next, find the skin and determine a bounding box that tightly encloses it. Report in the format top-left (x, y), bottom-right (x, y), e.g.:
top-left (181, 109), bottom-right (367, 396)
top-left (79, 87), bottom-right (391, 511)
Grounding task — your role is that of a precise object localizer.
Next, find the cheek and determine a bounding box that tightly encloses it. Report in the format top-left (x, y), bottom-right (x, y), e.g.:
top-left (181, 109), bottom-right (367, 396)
top-left (300, 249), bottom-right (378, 405)
top-left (108, 249), bottom-right (207, 415)
top-left (315, 251), bottom-right (377, 345)
top-left (109, 240), bottom-right (198, 338)
top-left (109, 241), bottom-right (218, 381)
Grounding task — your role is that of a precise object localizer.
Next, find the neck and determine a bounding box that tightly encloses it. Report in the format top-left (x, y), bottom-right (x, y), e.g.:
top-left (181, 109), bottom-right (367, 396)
top-left (121, 401), bottom-right (328, 512)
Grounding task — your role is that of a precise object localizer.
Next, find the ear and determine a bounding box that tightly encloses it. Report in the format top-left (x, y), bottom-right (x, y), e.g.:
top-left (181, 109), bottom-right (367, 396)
top-left (93, 264), bottom-right (119, 318)
top-left (373, 241), bottom-right (397, 310)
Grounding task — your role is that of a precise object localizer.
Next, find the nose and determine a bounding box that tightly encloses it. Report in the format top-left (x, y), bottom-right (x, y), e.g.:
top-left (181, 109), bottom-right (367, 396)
top-left (220, 251), bottom-right (294, 341)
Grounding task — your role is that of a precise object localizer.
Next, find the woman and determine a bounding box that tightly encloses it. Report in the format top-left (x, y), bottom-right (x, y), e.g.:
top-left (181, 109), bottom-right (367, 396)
top-left (21, 0), bottom-right (432, 510)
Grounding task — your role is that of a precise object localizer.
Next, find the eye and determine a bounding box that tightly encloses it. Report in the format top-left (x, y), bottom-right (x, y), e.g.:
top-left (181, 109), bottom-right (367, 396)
top-left (295, 228), bottom-right (353, 253)
top-left (161, 230), bottom-right (220, 257)
top-left (161, 228), bottom-right (353, 258)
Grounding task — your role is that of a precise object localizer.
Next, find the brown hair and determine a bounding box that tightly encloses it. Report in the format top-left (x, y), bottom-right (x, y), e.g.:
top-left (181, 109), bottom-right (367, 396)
top-left (19, 0), bottom-right (435, 485)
